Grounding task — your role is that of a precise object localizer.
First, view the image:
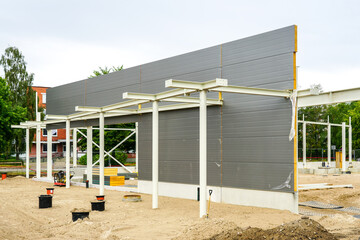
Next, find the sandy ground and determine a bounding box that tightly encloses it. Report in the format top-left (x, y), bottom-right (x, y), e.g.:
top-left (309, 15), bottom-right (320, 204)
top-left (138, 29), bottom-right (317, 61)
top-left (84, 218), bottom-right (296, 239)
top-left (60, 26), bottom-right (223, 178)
top-left (0, 174), bottom-right (359, 239)
top-left (299, 173), bottom-right (360, 239)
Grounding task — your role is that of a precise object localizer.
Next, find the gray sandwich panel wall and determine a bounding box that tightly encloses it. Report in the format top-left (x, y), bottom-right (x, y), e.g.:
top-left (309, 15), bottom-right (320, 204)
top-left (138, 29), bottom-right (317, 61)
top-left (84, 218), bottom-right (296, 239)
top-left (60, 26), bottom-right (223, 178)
top-left (47, 25), bottom-right (296, 193)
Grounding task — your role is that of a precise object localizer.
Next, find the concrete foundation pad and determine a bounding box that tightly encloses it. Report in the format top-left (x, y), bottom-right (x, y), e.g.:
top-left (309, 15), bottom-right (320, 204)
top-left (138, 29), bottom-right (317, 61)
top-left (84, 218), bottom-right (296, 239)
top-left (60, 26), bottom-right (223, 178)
top-left (138, 180), bottom-right (298, 213)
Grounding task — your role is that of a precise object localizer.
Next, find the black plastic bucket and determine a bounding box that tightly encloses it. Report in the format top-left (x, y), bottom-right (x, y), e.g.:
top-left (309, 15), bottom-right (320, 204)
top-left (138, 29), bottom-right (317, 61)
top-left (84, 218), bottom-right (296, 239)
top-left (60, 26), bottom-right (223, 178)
top-left (91, 201), bottom-right (105, 211)
top-left (39, 195), bottom-right (52, 208)
top-left (72, 212), bottom-right (90, 222)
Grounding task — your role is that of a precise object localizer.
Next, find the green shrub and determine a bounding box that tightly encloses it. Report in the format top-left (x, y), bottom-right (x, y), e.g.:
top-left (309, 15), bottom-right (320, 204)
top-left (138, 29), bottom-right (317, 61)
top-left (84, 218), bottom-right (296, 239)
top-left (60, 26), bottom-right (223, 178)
top-left (78, 154), bottom-right (99, 165)
top-left (78, 152), bottom-right (127, 166)
top-left (105, 151), bottom-right (127, 167)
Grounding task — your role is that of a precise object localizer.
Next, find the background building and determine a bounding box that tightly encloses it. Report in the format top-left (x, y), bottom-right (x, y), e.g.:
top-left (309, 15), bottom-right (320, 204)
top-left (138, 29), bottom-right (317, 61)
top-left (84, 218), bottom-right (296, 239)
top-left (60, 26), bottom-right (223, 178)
top-left (30, 86), bottom-right (68, 158)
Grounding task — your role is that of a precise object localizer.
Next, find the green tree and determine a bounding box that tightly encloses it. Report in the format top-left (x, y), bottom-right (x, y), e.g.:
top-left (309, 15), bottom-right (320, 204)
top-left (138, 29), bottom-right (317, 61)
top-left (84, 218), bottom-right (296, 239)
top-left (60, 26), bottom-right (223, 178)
top-left (0, 46), bottom-right (36, 159)
top-left (0, 77), bottom-right (27, 158)
top-left (348, 102), bottom-right (360, 150)
top-left (89, 65), bottom-right (123, 78)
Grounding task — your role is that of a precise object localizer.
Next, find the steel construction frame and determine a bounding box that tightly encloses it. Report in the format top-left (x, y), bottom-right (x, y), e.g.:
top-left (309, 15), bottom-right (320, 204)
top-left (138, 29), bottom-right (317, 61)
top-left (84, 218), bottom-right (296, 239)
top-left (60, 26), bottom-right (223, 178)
top-left (298, 116), bottom-right (352, 171)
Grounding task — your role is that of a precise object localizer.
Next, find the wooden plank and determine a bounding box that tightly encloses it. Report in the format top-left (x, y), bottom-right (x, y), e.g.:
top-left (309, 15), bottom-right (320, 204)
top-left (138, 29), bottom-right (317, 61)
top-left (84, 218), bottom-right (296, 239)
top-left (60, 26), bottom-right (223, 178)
top-left (299, 184), bottom-right (353, 190)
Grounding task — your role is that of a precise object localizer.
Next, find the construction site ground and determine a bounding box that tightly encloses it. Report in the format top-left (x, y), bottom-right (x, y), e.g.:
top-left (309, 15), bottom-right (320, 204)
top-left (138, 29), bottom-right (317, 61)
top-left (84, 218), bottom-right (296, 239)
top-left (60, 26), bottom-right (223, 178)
top-left (0, 173), bottom-right (359, 239)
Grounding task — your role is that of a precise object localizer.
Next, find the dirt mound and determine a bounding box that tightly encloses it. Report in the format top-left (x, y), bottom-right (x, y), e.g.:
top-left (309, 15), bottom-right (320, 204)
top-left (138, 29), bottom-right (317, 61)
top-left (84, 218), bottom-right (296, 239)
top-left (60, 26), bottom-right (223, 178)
top-left (173, 219), bottom-right (238, 240)
top-left (208, 218), bottom-right (337, 240)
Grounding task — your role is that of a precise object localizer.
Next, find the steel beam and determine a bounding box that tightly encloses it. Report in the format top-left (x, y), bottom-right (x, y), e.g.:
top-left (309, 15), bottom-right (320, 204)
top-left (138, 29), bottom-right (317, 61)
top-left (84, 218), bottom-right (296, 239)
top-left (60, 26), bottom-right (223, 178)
top-left (66, 119), bottom-right (71, 188)
top-left (165, 78), bottom-right (228, 90)
top-left (328, 120), bottom-right (331, 166)
top-left (303, 122), bottom-right (306, 168)
top-left (135, 122), bottom-right (139, 173)
top-left (47, 129), bottom-right (52, 180)
top-left (36, 121), bottom-right (41, 178)
top-left (152, 101), bottom-right (159, 209)
top-left (349, 117), bottom-right (352, 163)
top-left (86, 127), bottom-right (93, 188)
top-left (73, 128), bottom-right (77, 167)
top-left (99, 112), bottom-right (105, 195)
top-left (123, 92), bottom-right (222, 105)
top-left (199, 90), bottom-right (207, 218)
top-left (298, 87), bottom-right (360, 107)
top-left (212, 85), bottom-right (290, 98)
top-left (298, 120), bottom-right (348, 127)
top-left (342, 122), bottom-right (346, 172)
top-left (26, 128), bottom-right (30, 179)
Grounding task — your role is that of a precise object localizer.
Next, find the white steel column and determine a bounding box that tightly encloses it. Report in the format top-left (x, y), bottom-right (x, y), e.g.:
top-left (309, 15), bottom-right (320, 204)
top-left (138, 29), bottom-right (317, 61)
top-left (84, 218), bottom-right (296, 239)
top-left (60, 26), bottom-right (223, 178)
top-left (99, 112), bottom-right (105, 195)
top-left (327, 116), bottom-right (331, 166)
top-left (26, 128), bottom-right (30, 178)
top-left (36, 122), bottom-right (41, 178)
top-left (87, 126), bottom-right (93, 187)
top-left (342, 122), bottom-right (346, 172)
top-left (303, 122), bottom-right (306, 168)
top-left (35, 93), bottom-right (40, 177)
top-left (66, 119), bottom-right (71, 188)
top-left (152, 101), bottom-right (159, 209)
top-left (199, 90), bottom-right (207, 218)
top-left (47, 129), bottom-right (53, 180)
top-left (349, 117), bottom-right (352, 164)
top-left (135, 122), bottom-right (139, 173)
top-left (73, 128), bottom-right (77, 167)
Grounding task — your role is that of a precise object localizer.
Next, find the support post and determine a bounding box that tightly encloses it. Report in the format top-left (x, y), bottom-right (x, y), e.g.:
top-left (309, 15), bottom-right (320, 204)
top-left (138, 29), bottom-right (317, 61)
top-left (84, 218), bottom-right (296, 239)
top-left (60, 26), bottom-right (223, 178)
top-left (199, 90), bottom-right (207, 218)
top-left (135, 122), bottom-right (139, 173)
top-left (35, 94), bottom-right (41, 178)
top-left (47, 129), bottom-right (53, 180)
top-left (36, 121), bottom-right (41, 178)
top-left (152, 101), bottom-right (159, 209)
top-left (99, 112), bottom-right (105, 195)
top-left (349, 117), bottom-right (352, 164)
top-left (87, 126), bottom-right (93, 187)
top-left (26, 128), bottom-right (30, 178)
top-left (303, 122), bottom-right (306, 168)
top-left (342, 122), bottom-right (346, 172)
top-left (327, 116), bottom-right (331, 166)
top-left (73, 128), bottom-right (77, 167)
top-left (66, 119), bottom-right (71, 188)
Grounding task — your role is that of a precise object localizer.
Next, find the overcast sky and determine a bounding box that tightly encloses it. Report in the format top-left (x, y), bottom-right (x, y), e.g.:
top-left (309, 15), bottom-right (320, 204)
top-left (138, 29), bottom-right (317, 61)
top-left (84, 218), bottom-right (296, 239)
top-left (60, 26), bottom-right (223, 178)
top-left (1, 0), bottom-right (359, 91)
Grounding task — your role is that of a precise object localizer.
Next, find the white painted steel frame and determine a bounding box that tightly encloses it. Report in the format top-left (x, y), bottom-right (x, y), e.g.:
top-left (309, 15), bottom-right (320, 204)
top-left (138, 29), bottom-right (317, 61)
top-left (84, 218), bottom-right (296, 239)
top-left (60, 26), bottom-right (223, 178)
top-left (328, 117), bottom-right (331, 165)
top-left (99, 112), bottom-right (105, 195)
top-left (73, 128), bottom-right (77, 167)
top-left (87, 126), bottom-right (93, 187)
top-left (47, 129), bottom-right (52, 179)
top-left (66, 119), bottom-right (70, 188)
top-left (11, 125), bottom-right (31, 178)
top-left (152, 101), bottom-right (159, 209)
top-left (76, 129), bottom-right (134, 172)
top-left (122, 79), bottom-right (228, 213)
top-left (35, 112), bottom-right (41, 178)
top-left (165, 79), bottom-right (294, 217)
top-left (26, 128), bottom-right (30, 178)
top-left (298, 87), bottom-right (360, 107)
top-left (298, 118), bottom-right (352, 169)
top-left (342, 122), bottom-right (346, 172)
top-left (135, 122), bottom-right (139, 173)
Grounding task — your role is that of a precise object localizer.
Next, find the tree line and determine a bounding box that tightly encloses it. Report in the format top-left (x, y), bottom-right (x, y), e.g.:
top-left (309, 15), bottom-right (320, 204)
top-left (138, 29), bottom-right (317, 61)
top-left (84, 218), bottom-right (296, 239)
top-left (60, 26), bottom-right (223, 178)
top-left (0, 47), bottom-right (36, 160)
